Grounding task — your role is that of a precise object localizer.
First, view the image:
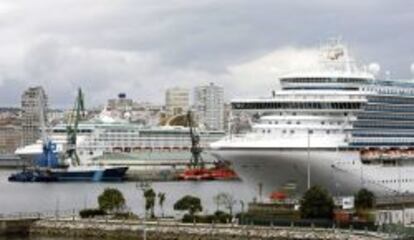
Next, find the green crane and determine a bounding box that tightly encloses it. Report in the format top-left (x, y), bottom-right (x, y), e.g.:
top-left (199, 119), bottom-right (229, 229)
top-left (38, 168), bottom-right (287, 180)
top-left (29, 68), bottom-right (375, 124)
top-left (66, 88), bottom-right (85, 166)
top-left (187, 111), bottom-right (204, 169)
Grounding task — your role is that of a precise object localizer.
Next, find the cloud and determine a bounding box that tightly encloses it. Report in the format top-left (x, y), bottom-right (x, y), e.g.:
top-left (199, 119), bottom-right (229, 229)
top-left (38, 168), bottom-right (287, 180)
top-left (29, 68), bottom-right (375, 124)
top-left (0, 0), bottom-right (412, 107)
top-left (225, 47), bottom-right (320, 98)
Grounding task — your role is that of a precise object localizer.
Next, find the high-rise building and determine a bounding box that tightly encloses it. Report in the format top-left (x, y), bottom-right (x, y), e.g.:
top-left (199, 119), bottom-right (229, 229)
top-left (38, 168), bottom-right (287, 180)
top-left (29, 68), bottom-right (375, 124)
top-left (165, 87), bottom-right (189, 116)
top-left (0, 112), bottom-right (22, 153)
top-left (194, 83), bottom-right (224, 130)
top-left (107, 93), bottom-right (133, 112)
top-left (21, 87), bottom-right (48, 146)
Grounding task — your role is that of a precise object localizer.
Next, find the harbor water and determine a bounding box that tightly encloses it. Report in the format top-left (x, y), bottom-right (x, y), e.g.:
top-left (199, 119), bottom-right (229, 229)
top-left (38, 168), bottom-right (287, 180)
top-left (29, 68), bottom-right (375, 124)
top-left (0, 170), bottom-right (256, 217)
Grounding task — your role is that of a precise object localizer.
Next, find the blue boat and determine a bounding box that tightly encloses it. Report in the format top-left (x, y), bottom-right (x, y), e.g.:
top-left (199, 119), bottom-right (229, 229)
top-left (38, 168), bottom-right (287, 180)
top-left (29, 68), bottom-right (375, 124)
top-left (8, 141), bottom-right (129, 182)
top-left (46, 165), bottom-right (129, 182)
top-left (8, 88), bottom-right (129, 183)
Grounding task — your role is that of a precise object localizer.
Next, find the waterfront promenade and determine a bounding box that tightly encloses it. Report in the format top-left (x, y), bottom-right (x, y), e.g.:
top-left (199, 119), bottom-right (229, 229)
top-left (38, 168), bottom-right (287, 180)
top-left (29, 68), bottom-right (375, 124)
top-left (0, 210), bottom-right (394, 240)
top-left (30, 218), bottom-right (391, 240)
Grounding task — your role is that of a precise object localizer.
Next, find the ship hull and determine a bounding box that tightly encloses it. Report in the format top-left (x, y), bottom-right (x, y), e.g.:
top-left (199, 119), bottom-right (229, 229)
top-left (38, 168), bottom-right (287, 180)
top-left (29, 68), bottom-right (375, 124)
top-left (49, 166), bottom-right (129, 182)
top-left (211, 148), bottom-right (413, 197)
top-left (8, 167), bottom-right (129, 182)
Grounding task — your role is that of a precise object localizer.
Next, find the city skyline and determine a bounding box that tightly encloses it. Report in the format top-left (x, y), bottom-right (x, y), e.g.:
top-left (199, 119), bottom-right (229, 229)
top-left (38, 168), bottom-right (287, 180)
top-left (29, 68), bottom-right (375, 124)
top-left (0, 1), bottom-right (413, 108)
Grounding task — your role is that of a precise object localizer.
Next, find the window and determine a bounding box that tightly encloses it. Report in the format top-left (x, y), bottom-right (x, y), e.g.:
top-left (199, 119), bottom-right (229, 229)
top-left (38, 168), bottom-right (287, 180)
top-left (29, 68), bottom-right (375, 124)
top-left (321, 121), bottom-right (325, 125)
top-left (290, 130), bottom-right (295, 134)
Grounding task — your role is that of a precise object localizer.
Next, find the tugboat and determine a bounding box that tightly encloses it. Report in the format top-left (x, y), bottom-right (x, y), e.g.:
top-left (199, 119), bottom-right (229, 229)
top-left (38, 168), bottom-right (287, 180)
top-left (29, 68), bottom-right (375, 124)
top-left (9, 88), bottom-right (128, 182)
top-left (177, 111), bottom-right (237, 181)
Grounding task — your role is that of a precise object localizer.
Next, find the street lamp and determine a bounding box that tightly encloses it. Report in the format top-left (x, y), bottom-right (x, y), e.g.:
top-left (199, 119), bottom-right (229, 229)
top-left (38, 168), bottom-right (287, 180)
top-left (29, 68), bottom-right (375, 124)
top-left (307, 129), bottom-right (312, 190)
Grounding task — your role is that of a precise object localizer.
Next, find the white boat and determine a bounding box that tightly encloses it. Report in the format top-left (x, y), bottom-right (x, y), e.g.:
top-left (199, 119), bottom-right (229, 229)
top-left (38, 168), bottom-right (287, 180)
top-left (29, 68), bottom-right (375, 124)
top-left (15, 112), bottom-right (224, 168)
top-left (210, 39), bottom-right (414, 197)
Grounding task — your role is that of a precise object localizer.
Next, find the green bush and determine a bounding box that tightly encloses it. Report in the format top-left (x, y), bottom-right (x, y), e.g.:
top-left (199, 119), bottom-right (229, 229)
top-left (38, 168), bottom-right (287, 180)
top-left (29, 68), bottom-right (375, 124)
top-left (112, 212), bottom-right (139, 220)
top-left (79, 208), bottom-right (106, 218)
top-left (182, 214), bottom-right (212, 223)
top-left (181, 211), bottom-right (232, 224)
top-left (98, 188), bottom-right (126, 214)
top-left (355, 188), bottom-right (375, 210)
top-left (214, 210), bottom-right (232, 223)
top-left (174, 195), bottom-right (202, 216)
top-left (300, 185), bottom-right (334, 220)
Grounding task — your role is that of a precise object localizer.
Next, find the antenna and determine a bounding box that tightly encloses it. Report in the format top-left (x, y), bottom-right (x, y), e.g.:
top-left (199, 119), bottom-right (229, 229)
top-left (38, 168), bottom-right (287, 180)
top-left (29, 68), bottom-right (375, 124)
top-left (385, 70), bottom-right (391, 80)
top-left (38, 89), bottom-right (48, 145)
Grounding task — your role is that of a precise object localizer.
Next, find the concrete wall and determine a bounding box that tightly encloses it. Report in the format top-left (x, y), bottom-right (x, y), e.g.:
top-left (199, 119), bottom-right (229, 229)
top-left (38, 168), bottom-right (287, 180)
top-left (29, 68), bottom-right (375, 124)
top-left (0, 219), bottom-right (37, 236)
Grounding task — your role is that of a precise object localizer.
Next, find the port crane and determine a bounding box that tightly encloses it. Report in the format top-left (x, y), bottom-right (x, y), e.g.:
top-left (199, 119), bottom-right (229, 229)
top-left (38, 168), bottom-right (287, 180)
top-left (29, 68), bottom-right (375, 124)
top-left (36, 90), bottom-right (59, 168)
top-left (187, 111), bottom-right (204, 169)
top-left (178, 111), bottom-right (237, 180)
top-left (65, 88), bottom-right (85, 166)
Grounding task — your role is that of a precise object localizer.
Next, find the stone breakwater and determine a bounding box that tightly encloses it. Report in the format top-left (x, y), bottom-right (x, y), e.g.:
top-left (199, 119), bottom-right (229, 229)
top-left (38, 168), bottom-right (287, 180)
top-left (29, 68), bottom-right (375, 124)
top-left (30, 219), bottom-right (392, 240)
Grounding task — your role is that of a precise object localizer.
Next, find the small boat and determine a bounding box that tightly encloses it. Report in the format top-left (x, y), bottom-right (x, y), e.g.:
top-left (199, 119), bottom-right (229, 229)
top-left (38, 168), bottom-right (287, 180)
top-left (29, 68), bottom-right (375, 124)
top-left (178, 165), bottom-right (237, 181)
top-left (8, 88), bottom-right (129, 183)
top-left (8, 169), bottom-right (57, 182)
top-left (46, 165), bottom-right (129, 182)
top-left (8, 164), bottom-right (129, 183)
top-left (178, 168), bottom-right (215, 181)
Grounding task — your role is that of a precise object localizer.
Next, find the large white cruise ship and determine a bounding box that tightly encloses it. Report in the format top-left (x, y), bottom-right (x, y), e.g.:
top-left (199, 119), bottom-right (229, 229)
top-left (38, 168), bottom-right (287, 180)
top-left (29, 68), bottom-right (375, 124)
top-left (211, 40), bottom-right (414, 197)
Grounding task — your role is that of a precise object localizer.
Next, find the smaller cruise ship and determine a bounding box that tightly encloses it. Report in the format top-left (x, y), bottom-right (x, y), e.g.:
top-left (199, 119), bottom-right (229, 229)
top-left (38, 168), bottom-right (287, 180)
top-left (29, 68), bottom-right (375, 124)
top-left (16, 112), bottom-right (225, 169)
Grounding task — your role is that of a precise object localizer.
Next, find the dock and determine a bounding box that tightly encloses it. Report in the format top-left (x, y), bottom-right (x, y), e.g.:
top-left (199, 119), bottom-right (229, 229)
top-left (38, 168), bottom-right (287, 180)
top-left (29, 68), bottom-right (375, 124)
top-left (29, 218), bottom-right (392, 240)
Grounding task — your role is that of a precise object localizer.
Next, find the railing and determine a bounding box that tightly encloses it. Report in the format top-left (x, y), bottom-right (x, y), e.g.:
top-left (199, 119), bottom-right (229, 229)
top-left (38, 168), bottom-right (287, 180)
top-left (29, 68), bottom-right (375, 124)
top-left (0, 209), bottom-right (81, 221)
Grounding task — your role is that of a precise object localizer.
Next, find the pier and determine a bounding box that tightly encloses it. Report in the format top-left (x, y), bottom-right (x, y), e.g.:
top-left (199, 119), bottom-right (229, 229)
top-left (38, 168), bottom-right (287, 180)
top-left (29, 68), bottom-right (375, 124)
top-left (0, 213), bottom-right (40, 236)
top-left (30, 218), bottom-right (392, 240)
top-left (0, 211), bottom-right (394, 240)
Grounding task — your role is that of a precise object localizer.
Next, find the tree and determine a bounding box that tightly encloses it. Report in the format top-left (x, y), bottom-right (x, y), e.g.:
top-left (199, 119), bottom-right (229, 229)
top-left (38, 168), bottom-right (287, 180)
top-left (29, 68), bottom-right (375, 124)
top-left (213, 194), bottom-right (222, 211)
top-left (354, 188), bottom-right (375, 210)
top-left (98, 188), bottom-right (126, 214)
top-left (158, 192), bottom-right (166, 217)
top-left (144, 188), bottom-right (156, 218)
top-left (299, 185), bottom-right (334, 219)
top-left (214, 192), bottom-right (237, 216)
top-left (174, 195), bottom-right (202, 216)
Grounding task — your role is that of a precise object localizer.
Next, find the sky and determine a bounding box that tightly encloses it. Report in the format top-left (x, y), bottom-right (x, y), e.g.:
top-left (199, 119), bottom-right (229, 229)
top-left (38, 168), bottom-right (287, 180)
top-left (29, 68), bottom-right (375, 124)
top-left (0, 0), bottom-right (413, 108)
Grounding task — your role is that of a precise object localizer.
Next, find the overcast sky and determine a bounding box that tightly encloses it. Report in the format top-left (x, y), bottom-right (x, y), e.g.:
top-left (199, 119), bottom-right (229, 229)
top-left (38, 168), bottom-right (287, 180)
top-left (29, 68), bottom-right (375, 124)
top-left (0, 0), bottom-right (413, 108)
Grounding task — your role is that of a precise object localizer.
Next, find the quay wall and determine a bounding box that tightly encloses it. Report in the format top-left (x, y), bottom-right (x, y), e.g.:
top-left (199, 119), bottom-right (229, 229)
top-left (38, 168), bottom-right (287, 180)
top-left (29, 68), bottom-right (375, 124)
top-left (30, 219), bottom-right (390, 240)
top-left (0, 218), bottom-right (38, 236)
